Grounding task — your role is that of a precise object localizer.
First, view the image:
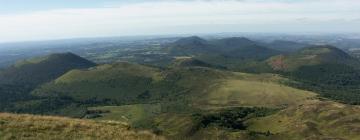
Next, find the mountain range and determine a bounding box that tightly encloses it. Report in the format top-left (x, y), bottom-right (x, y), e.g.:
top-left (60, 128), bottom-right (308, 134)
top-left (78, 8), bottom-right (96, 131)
top-left (1, 36), bottom-right (360, 139)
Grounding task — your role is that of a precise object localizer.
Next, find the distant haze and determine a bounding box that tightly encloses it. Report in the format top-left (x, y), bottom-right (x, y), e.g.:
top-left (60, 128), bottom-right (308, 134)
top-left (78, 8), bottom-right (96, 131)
top-left (0, 0), bottom-right (359, 42)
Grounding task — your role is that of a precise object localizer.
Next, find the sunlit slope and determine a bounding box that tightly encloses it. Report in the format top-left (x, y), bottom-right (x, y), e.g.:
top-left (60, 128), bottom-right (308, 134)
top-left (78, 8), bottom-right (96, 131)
top-left (0, 113), bottom-right (164, 140)
top-left (197, 79), bottom-right (315, 108)
top-left (192, 72), bottom-right (316, 109)
top-left (247, 100), bottom-right (360, 140)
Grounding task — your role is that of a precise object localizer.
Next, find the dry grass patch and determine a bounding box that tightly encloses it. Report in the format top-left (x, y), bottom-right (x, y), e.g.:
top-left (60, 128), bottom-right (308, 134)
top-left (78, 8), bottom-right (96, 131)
top-left (0, 113), bottom-right (164, 140)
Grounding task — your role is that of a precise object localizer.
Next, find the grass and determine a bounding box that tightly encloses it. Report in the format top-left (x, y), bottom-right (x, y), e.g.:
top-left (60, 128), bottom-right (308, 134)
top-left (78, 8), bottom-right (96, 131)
top-left (0, 113), bottom-right (164, 140)
top-left (33, 62), bottom-right (165, 102)
top-left (194, 72), bottom-right (316, 109)
top-left (246, 99), bottom-right (360, 140)
top-left (55, 62), bottom-right (162, 84)
top-left (197, 79), bottom-right (315, 108)
top-left (152, 113), bottom-right (195, 139)
top-left (267, 45), bottom-right (358, 72)
top-left (33, 61), bottom-right (313, 110)
top-left (14, 56), bottom-right (49, 68)
top-left (88, 104), bottom-right (162, 128)
top-left (26, 60), bottom-right (360, 139)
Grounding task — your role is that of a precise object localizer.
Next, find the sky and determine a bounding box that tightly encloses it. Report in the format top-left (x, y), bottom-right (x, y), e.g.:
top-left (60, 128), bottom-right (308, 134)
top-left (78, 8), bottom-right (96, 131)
top-left (0, 0), bottom-right (359, 42)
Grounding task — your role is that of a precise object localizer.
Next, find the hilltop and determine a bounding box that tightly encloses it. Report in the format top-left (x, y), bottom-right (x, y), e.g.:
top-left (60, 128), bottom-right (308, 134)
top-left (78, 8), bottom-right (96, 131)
top-left (164, 36), bottom-right (280, 71)
top-left (167, 36), bottom-right (280, 59)
top-left (266, 45), bottom-right (360, 104)
top-left (0, 52), bottom-right (96, 85)
top-left (165, 36), bottom-right (214, 56)
top-left (267, 45), bottom-right (359, 71)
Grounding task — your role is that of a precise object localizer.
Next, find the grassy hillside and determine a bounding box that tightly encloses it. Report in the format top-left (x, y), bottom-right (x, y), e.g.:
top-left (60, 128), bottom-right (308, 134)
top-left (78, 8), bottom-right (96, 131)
top-left (2, 39), bottom-right (360, 140)
top-left (267, 45), bottom-right (359, 71)
top-left (32, 62), bottom-right (317, 115)
top-left (0, 113), bottom-right (164, 140)
top-left (32, 62), bottom-right (176, 103)
top-left (265, 47), bottom-right (360, 104)
top-left (88, 104), bottom-right (162, 128)
top-left (197, 79), bottom-right (315, 108)
top-left (247, 100), bottom-right (360, 140)
top-left (0, 53), bottom-right (96, 115)
top-left (266, 45), bottom-right (360, 104)
top-left (192, 72), bottom-right (316, 109)
top-left (85, 100), bottom-right (360, 140)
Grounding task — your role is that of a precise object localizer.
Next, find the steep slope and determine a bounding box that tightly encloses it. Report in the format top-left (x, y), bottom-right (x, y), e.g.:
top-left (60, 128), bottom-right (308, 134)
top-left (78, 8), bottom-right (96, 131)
top-left (0, 113), bottom-right (163, 140)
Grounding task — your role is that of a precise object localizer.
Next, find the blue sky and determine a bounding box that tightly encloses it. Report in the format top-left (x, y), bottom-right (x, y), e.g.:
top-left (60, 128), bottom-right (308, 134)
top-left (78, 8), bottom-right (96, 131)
top-left (0, 0), bottom-right (141, 14)
top-left (0, 0), bottom-right (359, 42)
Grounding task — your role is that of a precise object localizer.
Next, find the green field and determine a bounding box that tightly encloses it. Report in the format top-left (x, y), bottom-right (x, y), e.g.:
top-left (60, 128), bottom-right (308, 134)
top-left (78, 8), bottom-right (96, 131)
top-left (88, 104), bottom-right (162, 128)
top-left (197, 79), bottom-right (315, 108)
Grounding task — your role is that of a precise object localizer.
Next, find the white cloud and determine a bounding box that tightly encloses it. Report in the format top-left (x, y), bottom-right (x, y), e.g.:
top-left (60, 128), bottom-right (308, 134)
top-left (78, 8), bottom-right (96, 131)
top-left (0, 0), bottom-right (359, 42)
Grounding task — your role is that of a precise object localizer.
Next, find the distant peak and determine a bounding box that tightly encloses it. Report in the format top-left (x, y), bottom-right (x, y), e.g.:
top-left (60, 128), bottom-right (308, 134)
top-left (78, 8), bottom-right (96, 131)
top-left (216, 37), bottom-right (255, 45)
top-left (185, 36), bottom-right (204, 40)
top-left (174, 36), bottom-right (207, 46)
top-left (299, 45), bottom-right (344, 53)
top-left (223, 37), bottom-right (251, 41)
top-left (49, 52), bottom-right (77, 57)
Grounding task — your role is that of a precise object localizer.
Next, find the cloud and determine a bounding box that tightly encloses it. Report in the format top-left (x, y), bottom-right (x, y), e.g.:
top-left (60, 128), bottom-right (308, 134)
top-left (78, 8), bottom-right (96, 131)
top-left (0, 0), bottom-right (359, 42)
